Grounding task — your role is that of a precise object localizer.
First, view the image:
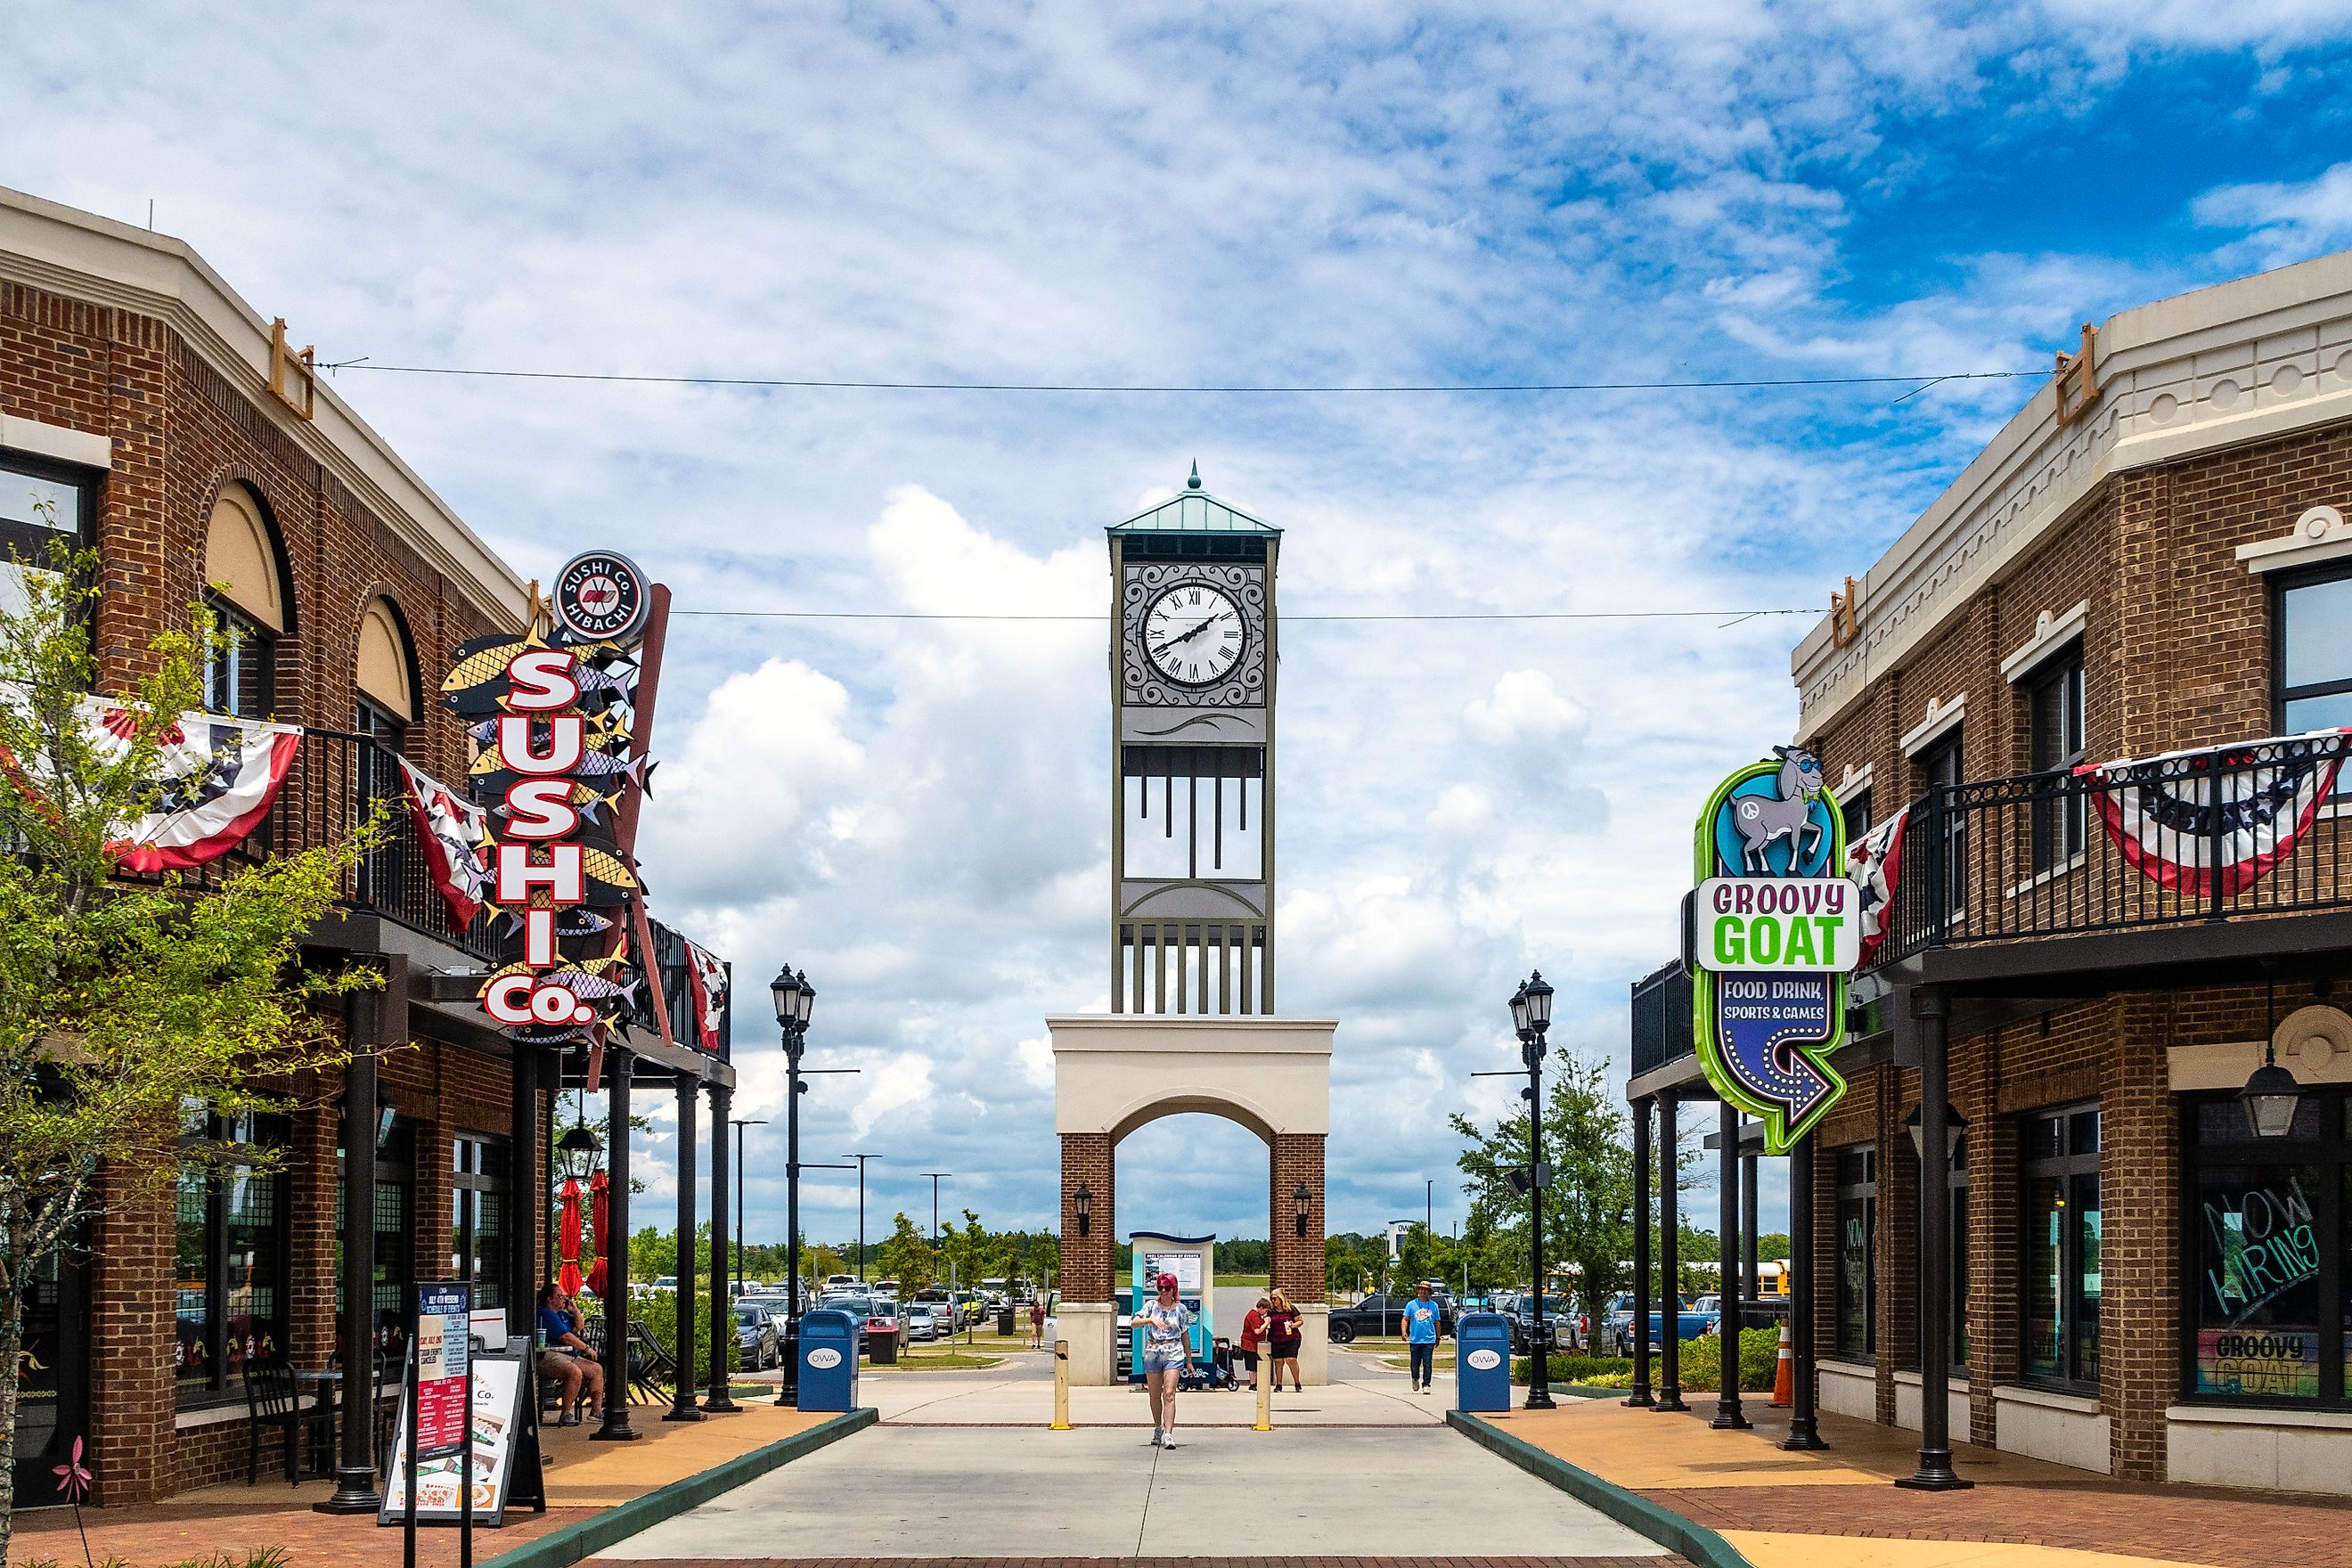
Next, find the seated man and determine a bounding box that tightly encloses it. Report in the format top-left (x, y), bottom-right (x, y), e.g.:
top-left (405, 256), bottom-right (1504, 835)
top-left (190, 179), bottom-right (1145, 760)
top-left (536, 1283), bottom-right (606, 1426)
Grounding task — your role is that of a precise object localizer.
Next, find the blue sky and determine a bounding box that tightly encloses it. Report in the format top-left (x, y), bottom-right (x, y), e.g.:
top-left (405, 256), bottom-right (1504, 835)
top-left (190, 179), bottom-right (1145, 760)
top-left (12, 2), bottom-right (2352, 1254)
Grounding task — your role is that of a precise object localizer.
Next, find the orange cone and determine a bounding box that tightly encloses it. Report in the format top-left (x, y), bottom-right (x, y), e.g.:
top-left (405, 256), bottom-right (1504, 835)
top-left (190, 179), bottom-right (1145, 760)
top-left (1770, 1318), bottom-right (1793, 1407)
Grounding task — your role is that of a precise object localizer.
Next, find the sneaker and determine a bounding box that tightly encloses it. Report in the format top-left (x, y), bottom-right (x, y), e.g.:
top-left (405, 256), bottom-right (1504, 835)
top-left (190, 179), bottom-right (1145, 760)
top-left (1147, 1427), bottom-right (1162, 1447)
top-left (1159, 1435), bottom-right (1180, 1449)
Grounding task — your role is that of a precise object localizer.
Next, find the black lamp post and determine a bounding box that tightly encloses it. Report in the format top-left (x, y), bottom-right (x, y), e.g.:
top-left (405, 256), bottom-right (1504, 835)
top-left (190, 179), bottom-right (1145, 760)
top-left (772, 963), bottom-right (817, 1405)
top-left (1512, 971), bottom-right (1556, 1411)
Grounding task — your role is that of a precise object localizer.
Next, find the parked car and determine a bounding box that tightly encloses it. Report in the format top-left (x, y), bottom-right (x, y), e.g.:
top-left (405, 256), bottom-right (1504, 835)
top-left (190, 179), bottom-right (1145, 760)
top-left (650, 1275), bottom-right (678, 1294)
top-left (735, 1302), bottom-right (782, 1369)
top-left (1501, 1293), bottom-right (1575, 1354)
top-left (1325, 1290), bottom-right (1458, 1345)
top-left (1601, 1291), bottom-right (1637, 1353)
top-left (904, 1304), bottom-right (942, 1342)
top-left (1642, 1300), bottom-right (1719, 1350)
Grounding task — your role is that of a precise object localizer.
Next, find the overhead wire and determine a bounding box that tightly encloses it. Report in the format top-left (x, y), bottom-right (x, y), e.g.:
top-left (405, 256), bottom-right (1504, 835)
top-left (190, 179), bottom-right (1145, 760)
top-left (666, 607), bottom-right (1816, 623)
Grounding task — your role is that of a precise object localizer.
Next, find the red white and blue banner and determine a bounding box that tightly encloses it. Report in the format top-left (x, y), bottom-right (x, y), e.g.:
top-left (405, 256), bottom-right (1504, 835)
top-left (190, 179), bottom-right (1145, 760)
top-left (396, 755), bottom-right (493, 927)
top-left (94, 705), bottom-right (302, 872)
top-left (2087, 729), bottom-right (2350, 899)
top-left (1847, 803), bottom-right (1908, 968)
top-left (683, 937), bottom-right (728, 1053)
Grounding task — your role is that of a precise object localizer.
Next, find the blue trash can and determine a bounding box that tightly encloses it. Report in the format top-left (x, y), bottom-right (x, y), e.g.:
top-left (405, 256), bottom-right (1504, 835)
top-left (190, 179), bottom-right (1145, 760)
top-left (797, 1308), bottom-right (861, 1412)
top-left (1454, 1311), bottom-right (1512, 1413)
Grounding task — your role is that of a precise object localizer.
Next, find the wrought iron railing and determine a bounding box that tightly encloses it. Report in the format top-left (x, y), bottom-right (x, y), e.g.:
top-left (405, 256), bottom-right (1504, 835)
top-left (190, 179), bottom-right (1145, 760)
top-left (1871, 731), bottom-right (2352, 969)
top-left (1629, 960), bottom-right (1694, 1077)
top-left (124, 728), bottom-right (505, 964)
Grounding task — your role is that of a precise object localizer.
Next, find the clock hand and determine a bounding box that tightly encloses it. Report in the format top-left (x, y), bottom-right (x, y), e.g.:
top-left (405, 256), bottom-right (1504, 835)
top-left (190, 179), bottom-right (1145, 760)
top-left (1151, 616), bottom-right (1221, 653)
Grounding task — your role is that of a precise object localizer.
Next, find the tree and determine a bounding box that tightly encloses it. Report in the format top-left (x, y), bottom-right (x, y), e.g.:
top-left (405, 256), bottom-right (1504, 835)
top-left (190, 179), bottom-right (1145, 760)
top-left (1452, 1044), bottom-right (1643, 1351)
top-left (807, 1241), bottom-right (846, 1282)
top-left (0, 543), bottom-right (358, 1559)
top-left (875, 1211), bottom-right (936, 1292)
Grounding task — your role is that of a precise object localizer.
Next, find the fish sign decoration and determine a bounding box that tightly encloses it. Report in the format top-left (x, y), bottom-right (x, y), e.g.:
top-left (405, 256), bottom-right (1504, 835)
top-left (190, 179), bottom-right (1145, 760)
top-left (1691, 746), bottom-right (1857, 1155)
top-left (445, 551), bottom-right (655, 1041)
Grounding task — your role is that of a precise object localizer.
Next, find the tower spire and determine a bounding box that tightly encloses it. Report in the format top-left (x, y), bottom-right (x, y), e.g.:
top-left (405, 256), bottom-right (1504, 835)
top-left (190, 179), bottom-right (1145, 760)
top-left (1188, 461), bottom-right (1202, 491)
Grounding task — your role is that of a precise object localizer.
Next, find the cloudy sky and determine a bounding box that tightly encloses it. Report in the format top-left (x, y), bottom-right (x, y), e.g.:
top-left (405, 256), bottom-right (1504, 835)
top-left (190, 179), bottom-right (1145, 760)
top-left (15, 3), bottom-right (2352, 1254)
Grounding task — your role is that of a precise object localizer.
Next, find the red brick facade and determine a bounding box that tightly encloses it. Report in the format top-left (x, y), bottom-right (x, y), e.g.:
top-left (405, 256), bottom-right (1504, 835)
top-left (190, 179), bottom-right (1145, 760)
top-left (1792, 405), bottom-right (2352, 1483)
top-left (4, 238), bottom-right (534, 1503)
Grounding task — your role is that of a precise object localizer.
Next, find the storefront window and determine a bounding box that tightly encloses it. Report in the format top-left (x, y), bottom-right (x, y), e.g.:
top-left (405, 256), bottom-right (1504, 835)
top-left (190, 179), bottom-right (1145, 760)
top-left (2185, 1090), bottom-right (2345, 1405)
top-left (176, 1107), bottom-right (290, 1409)
top-left (2021, 1105), bottom-right (2100, 1391)
top-left (452, 1134), bottom-right (510, 1310)
top-left (1833, 1145), bottom-right (1875, 1358)
top-left (336, 1112), bottom-right (416, 1367)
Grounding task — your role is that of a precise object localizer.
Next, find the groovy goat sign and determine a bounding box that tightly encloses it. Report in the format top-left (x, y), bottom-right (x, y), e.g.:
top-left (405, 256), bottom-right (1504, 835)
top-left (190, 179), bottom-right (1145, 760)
top-left (1692, 747), bottom-right (1857, 1154)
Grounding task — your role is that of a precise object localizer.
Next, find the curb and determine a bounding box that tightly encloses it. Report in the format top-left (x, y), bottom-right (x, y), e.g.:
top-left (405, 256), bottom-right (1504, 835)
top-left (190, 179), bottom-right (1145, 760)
top-left (1446, 1409), bottom-right (1752, 1568)
top-left (482, 1406), bottom-right (878, 1568)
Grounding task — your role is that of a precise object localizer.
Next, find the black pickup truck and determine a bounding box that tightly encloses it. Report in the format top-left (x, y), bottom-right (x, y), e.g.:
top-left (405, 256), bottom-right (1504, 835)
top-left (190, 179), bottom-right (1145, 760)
top-left (1325, 1291), bottom-right (1456, 1344)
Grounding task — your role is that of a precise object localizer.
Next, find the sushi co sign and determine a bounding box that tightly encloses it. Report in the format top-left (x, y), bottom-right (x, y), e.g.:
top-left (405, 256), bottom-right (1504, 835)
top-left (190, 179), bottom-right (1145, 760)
top-left (442, 551), bottom-right (654, 1040)
top-left (1690, 747), bottom-right (1858, 1154)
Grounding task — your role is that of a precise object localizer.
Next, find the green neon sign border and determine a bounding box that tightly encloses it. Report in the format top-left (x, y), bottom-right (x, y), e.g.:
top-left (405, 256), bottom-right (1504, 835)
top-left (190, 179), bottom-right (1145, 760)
top-left (1690, 759), bottom-right (1851, 1156)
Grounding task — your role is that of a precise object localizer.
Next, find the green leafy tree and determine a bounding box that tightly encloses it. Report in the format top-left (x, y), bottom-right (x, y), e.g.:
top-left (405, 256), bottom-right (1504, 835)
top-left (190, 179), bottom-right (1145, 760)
top-left (875, 1211), bottom-right (936, 1293)
top-left (0, 543), bottom-right (362, 1558)
top-left (1452, 1045), bottom-right (1644, 1351)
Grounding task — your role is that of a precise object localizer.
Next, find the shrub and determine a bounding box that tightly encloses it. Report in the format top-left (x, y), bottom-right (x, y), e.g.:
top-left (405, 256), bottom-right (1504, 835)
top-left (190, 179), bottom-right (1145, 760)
top-left (1508, 1352), bottom-right (1633, 1385)
top-left (631, 1287), bottom-right (742, 1384)
top-left (1672, 1326), bottom-right (1780, 1392)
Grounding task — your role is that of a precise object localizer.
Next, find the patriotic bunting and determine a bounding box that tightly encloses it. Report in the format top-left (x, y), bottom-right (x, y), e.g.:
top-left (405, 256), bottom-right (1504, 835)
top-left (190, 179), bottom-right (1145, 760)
top-left (94, 705), bottom-right (302, 872)
top-left (1847, 804), bottom-right (1909, 968)
top-left (2087, 729), bottom-right (2351, 898)
top-left (396, 755), bottom-right (493, 927)
top-left (683, 938), bottom-right (728, 1053)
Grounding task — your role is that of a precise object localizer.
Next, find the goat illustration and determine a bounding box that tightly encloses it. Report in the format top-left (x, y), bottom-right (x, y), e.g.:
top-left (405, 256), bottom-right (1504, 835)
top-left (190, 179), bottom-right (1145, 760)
top-left (1733, 746), bottom-right (1827, 873)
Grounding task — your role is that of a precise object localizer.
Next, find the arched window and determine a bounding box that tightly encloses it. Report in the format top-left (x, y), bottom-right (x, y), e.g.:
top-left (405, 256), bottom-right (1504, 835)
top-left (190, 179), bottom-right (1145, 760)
top-left (354, 597), bottom-right (416, 747)
top-left (201, 484), bottom-right (286, 716)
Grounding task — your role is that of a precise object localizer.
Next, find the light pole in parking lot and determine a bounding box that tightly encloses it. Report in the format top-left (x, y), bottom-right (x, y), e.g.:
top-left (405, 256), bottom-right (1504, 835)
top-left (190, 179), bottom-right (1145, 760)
top-left (842, 1152), bottom-right (881, 1281)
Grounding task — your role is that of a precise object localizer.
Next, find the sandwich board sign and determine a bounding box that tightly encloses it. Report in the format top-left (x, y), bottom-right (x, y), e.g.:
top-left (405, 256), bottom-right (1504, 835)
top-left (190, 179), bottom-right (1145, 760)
top-left (1691, 747), bottom-right (1857, 1154)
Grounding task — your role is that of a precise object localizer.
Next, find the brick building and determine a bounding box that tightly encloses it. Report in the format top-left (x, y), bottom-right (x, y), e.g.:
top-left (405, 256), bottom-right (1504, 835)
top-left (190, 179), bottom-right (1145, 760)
top-left (2, 186), bottom-right (740, 1509)
top-left (1628, 249), bottom-right (2352, 1494)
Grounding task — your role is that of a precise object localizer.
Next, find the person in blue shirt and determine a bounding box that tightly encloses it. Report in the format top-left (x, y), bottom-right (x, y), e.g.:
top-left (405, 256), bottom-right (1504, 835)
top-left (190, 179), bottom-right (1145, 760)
top-left (536, 1283), bottom-right (606, 1426)
top-left (1401, 1281), bottom-right (1444, 1394)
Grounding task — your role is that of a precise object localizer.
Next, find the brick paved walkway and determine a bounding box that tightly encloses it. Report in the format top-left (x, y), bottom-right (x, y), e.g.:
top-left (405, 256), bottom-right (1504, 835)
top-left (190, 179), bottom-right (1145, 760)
top-left (605, 1560), bottom-right (1686, 1568)
top-left (1478, 1394), bottom-right (2352, 1568)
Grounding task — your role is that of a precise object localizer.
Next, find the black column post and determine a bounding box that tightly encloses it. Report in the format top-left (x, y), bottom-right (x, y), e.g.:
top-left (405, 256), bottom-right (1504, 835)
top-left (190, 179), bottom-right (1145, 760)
top-left (1626, 1096), bottom-right (1654, 1407)
top-left (780, 1041), bottom-right (803, 1407)
top-left (510, 1043), bottom-right (539, 1339)
top-left (667, 1072), bottom-right (703, 1421)
top-left (318, 973), bottom-right (388, 1514)
top-left (1899, 986), bottom-right (1970, 1489)
top-left (594, 1051), bottom-right (641, 1441)
top-left (1655, 1090), bottom-right (1686, 1411)
top-left (1741, 1150), bottom-right (1760, 1319)
top-left (1524, 1034), bottom-right (1554, 1410)
top-left (1712, 1098), bottom-right (1750, 1429)
top-left (1783, 1131), bottom-right (1826, 1450)
top-left (706, 1082), bottom-right (739, 1412)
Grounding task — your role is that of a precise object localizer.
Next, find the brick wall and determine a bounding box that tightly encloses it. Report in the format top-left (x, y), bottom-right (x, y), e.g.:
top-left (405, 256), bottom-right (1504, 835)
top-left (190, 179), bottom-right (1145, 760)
top-left (1269, 1133), bottom-right (1326, 1304)
top-left (1059, 1133), bottom-right (1115, 1303)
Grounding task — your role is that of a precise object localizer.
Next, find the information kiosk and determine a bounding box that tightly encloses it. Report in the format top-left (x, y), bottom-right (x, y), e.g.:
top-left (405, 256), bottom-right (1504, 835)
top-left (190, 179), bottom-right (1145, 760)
top-left (1128, 1231), bottom-right (1214, 1381)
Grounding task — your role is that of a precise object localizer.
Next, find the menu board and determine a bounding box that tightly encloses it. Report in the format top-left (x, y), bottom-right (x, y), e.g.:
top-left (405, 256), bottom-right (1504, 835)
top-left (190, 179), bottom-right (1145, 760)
top-left (1139, 1252), bottom-right (1204, 1292)
top-left (380, 1351), bottom-right (534, 1528)
top-left (415, 1285), bottom-right (470, 1458)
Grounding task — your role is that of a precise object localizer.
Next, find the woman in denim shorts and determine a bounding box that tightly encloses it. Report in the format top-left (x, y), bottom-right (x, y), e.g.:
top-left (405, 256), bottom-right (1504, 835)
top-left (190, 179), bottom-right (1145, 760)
top-left (1136, 1272), bottom-right (1194, 1449)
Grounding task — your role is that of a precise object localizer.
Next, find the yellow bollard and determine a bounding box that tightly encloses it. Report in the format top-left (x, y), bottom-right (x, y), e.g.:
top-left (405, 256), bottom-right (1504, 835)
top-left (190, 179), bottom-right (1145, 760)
top-left (1052, 1339), bottom-right (1071, 1431)
top-left (1254, 1355), bottom-right (1273, 1432)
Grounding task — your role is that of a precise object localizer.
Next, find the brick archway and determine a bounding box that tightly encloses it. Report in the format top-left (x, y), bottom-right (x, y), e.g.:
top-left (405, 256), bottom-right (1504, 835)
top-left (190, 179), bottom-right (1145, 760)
top-left (1049, 1015), bottom-right (1335, 1384)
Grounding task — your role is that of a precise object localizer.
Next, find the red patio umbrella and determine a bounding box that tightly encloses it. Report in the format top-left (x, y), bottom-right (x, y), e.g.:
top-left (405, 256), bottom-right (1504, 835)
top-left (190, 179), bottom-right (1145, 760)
top-left (585, 1169), bottom-right (610, 1296)
top-left (558, 1176), bottom-right (585, 1298)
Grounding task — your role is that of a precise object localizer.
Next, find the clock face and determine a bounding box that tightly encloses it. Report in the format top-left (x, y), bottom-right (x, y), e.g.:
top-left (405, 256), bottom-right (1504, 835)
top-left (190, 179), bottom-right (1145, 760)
top-left (1143, 581), bottom-right (1247, 686)
top-left (552, 551), bottom-right (650, 645)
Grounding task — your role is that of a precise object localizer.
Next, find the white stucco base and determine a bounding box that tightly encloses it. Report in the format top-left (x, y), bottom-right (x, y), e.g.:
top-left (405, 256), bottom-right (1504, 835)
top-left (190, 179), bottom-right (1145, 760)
top-left (1061, 1301), bottom-right (1119, 1386)
top-left (1817, 1360), bottom-right (1876, 1419)
top-left (2168, 1404), bottom-right (2352, 1496)
top-left (1891, 1369), bottom-right (1972, 1433)
top-left (1993, 1384), bottom-right (2111, 1473)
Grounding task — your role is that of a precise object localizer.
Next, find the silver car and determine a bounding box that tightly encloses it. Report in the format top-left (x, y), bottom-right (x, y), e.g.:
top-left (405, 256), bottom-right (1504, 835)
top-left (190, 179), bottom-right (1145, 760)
top-left (734, 1302), bottom-right (782, 1369)
top-left (904, 1304), bottom-right (942, 1342)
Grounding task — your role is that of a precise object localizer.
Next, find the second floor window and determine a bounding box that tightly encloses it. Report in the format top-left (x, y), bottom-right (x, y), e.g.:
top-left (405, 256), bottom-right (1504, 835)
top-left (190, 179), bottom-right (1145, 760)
top-left (2279, 568), bottom-right (2352, 796)
top-left (2029, 644), bottom-right (2087, 870)
top-left (203, 597), bottom-right (275, 717)
top-left (1917, 730), bottom-right (1967, 919)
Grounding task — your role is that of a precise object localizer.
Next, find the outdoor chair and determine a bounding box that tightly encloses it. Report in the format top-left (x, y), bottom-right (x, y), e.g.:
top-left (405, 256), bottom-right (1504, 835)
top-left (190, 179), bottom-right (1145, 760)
top-left (627, 1319), bottom-right (674, 1404)
top-left (242, 1359), bottom-right (332, 1486)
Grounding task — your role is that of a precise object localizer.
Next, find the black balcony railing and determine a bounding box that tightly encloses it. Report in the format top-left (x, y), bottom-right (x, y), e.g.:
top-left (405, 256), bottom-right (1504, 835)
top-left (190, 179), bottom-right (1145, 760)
top-left (122, 728), bottom-right (505, 965)
top-left (1872, 731), bottom-right (2352, 969)
top-left (1630, 960), bottom-right (1695, 1077)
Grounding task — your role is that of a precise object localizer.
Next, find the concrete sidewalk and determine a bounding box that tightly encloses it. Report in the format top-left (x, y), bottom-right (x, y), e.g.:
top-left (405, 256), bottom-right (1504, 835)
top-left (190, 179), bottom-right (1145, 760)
top-left (1475, 1392), bottom-right (2352, 1568)
top-left (862, 1351), bottom-right (1442, 1427)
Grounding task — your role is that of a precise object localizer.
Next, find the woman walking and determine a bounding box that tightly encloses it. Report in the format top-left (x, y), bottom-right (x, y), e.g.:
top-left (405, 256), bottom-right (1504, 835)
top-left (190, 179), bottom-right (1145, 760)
top-left (1266, 1288), bottom-right (1304, 1392)
top-left (1137, 1271), bottom-right (1194, 1449)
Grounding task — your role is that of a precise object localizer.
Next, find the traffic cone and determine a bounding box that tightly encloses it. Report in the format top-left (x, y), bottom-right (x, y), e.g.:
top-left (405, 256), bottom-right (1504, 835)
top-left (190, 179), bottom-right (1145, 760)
top-left (1770, 1318), bottom-right (1793, 1407)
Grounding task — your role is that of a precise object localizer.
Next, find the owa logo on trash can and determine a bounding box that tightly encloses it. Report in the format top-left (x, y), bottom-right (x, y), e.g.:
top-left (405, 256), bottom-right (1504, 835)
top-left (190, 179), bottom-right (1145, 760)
top-left (807, 1348), bottom-right (844, 1369)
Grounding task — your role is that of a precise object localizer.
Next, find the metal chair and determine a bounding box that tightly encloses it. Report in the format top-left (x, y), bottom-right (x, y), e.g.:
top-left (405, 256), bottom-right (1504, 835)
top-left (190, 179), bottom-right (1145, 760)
top-left (242, 1360), bottom-right (332, 1485)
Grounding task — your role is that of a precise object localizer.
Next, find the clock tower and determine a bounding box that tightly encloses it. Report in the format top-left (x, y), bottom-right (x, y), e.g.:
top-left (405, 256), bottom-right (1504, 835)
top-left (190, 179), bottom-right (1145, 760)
top-left (1107, 464), bottom-right (1279, 1014)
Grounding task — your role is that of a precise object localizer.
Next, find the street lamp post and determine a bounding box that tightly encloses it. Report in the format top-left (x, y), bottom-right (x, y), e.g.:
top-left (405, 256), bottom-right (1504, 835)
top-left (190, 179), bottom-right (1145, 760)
top-left (842, 1153), bottom-right (880, 1280)
top-left (769, 964), bottom-right (836, 1406)
top-left (1512, 972), bottom-right (1556, 1411)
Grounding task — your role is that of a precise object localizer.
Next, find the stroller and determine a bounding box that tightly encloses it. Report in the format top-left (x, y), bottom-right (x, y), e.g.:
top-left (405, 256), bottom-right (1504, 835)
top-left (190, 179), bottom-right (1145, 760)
top-left (1179, 1336), bottom-right (1240, 1392)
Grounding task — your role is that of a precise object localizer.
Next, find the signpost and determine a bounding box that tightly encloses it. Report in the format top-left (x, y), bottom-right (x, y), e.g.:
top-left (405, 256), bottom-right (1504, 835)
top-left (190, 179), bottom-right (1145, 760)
top-left (1690, 748), bottom-right (1857, 1154)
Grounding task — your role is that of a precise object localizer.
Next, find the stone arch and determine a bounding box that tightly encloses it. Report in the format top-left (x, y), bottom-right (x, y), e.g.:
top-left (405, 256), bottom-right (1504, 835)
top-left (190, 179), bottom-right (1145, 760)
top-left (1051, 1014), bottom-right (1334, 1384)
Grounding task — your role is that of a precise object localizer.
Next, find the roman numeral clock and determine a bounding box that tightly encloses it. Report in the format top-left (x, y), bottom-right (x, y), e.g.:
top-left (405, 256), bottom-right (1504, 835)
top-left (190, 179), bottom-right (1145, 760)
top-left (1108, 466), bottom-right (1280, 1015)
